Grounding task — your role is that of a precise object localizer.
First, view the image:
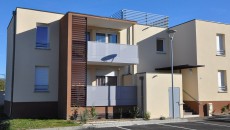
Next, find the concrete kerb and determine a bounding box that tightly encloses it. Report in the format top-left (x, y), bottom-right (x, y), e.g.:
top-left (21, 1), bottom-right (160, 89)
top-left (31, 118), bottom-right (189, 130)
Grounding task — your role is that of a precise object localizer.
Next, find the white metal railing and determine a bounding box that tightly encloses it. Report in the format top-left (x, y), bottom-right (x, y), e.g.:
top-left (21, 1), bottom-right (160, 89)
top-left (111, 9), bottom-right (169, 28)
top-left (216, 50), bottom-right (225, 56)
top-left (218, 86), bottom-right (227, 92)
top-left (87, 41), bottom-right (139, 64)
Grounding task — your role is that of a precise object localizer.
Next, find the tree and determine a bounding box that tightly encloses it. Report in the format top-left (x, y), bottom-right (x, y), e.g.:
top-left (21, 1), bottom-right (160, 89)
top-left (0, 79), bottom-right (5, 91)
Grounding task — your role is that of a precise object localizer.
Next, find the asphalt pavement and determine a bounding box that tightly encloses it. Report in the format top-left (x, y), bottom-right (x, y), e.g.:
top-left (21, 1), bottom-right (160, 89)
top-left (84, 121), bottom-right (230, 130)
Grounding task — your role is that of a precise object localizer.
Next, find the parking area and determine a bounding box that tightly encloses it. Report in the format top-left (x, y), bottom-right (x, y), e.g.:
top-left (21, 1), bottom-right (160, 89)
top-left (86, 121), bottom-right (230, 130)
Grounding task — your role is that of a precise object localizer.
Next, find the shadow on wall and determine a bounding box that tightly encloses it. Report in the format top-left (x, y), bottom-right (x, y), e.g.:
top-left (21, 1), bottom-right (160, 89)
top-left (136, 28), bottom-right (170, 73)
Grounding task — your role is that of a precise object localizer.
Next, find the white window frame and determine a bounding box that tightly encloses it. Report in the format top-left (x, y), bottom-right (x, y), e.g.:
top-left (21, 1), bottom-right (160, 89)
top-left (156, 38), bottom-right (166, 54)
top-left (216, 34), bottom-right (225, 56)
top-left (218, 70), bottom-right (227, 92)
top-left (36, 23), bottom-right (50, 49)
top-left (95, 31), bottom-right (118, 44)
top-left (35, 66), bottom-right (49, 92)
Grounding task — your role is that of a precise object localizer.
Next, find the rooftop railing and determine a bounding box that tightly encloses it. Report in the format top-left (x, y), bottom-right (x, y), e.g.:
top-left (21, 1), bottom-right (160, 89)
top-left (111, 9), bottom-right (169, 28)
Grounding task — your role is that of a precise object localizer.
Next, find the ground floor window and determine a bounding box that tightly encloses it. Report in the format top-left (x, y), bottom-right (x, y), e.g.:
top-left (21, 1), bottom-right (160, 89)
top-left (35, 66), bottom-right (49, 92)
top-left (218, 70), bottom-right (227, 92)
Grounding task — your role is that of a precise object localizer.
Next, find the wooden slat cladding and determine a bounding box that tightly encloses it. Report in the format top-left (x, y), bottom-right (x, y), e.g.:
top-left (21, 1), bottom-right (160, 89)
top-left (71, 15), bottom-right (87, 107)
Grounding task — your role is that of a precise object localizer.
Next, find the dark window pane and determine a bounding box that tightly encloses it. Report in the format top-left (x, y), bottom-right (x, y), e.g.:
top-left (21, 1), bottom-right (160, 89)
top-left (108, 34), bottom-right (117, 43)
top-left (157, 39), bottom-right (164, 52)
top-left (36, 26), bottom-right (49, 48)
top-left (107, 76), bottom-right (117, 86)
top-left (87, 32), bottom-right (90, 41)
top-left (96, 33), bottom-right (106, 42)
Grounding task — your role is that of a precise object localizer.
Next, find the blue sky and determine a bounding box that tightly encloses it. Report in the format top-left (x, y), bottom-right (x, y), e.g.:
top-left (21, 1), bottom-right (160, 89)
top-left (0, 0), bottom-right (230, 76)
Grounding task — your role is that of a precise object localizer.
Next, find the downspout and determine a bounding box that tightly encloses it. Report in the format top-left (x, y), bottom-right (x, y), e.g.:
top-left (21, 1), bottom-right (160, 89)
top-left (139, 76), bottom-right (144, 117)
top-left (10, 10), bottom-right (17, 117)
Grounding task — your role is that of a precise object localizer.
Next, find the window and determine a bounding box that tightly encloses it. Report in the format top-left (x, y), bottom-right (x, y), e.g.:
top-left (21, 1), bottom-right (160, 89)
top-left (218, 70), bottom-right (227, 92)
top-left (156, 39), bottom-right (165, 53)
top-left (108, 34), bottom-right (117, 43)
top-left (36, 24), bottom-right (49, 49)
top-left (216, 34), bottom-right (225, 55)
top-left (96, 33), bottom-right (106, 42)
top-left (35, 66), bottom-right (49, 91)
top-left (87, 32), bottom-right (90, 41)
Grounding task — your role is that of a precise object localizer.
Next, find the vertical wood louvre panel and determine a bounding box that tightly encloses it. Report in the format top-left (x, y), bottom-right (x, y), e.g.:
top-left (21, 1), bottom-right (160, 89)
top-left (71, 15), bottom-right (87, 107)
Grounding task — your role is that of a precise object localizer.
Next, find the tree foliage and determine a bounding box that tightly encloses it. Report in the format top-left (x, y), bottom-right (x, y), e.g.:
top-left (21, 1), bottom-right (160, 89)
top-left (0, 79), bottom-right (5, 91)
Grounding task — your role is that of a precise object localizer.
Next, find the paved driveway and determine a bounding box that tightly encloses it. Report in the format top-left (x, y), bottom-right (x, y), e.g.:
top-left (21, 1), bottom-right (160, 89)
top-left (85, 121), bottom-right (230, 130)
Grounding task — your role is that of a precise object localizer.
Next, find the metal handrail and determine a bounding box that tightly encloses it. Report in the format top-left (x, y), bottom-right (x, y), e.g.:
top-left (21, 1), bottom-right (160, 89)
top-left (183, 89), bottom-right (201, 105)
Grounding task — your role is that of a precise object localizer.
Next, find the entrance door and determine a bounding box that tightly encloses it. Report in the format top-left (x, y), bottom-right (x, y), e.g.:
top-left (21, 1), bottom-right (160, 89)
top-left (169, 87), bottom-right (180, 118)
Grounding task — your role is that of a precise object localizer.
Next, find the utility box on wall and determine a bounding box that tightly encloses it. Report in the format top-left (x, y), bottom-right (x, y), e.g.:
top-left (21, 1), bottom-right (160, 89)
top-left (207, 103), bottom-right (213, 116)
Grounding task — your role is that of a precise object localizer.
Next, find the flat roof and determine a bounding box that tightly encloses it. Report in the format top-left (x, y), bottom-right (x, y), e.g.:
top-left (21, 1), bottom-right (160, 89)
top-left (155, 64), bottom-right (205, 71)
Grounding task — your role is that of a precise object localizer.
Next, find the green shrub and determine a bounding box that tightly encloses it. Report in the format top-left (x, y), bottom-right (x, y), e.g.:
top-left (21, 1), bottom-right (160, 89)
top-left (69, 105), bottom-right (79, 120)
top-left (159, 116), bottom-right (166, 120)
top-left (80, 109), bottom-right (89, 124)
top-left (90, 106), bottom-right (97, 120)
top-left (144, 112), bottom-right (151, 120)
top-left (129, 107), bottom-right (140, 118)
top-left (221, 105), bottom-right (229, 114)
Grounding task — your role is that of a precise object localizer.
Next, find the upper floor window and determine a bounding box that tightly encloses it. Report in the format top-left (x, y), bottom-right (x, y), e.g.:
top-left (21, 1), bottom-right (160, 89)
top-left (108, 34), bottom-right (117, 44)
top-left (36, 24), bottom-right (49, 49)
top-left (35, 66), bottom-right (49, 92)
top-left (96, 33), bottom-right (106, 42)
top-left (218, 70), bottom-right (227, 92)
top-left (156, 39), bottom-right (165, 53)
top-left (216, 34), bottom-right (225, 56)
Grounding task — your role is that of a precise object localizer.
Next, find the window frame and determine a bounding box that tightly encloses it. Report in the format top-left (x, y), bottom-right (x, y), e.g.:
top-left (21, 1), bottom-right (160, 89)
top-left (156, 38), bottom-right (166, 54)
top-left (216, 34), bottom-right (225, 56)
top-left (36, 23), bottom-right (50, 50)
top-left (34, 66), bottom-right (49, 92)
top-left (217, 70), bottom-right (227, 93)
top-left (96, 33), bottom-right (106, 43)
top-left (108, 34), bottom-right (118, 44)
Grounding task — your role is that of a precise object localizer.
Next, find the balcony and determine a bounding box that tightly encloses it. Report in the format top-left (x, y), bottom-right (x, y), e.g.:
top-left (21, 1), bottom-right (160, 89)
top-left (87, 41), bottom-right (139, 65)
top-left (86, 86), bottom-right (137, 106)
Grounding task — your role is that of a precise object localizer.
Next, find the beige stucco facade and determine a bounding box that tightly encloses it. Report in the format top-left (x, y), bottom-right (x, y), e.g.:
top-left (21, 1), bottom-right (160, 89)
top-left (171, 20), bottom-right (230, 102)
top-left (196, 20), bottom-right (230, 101)
top-left (137, 73), bottom-right (183, 119)
top-left (6, 8), bottom-right (63, 102)
top-left (134, 25), bottom-right (169, 73)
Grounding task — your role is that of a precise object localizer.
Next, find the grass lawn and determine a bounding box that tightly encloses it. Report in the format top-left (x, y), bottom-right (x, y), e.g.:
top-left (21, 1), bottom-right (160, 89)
top-left (0, 119), bottom-right (80, 130)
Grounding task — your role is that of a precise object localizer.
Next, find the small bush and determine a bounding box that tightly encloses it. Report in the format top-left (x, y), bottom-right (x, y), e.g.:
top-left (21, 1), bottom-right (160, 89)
top-left (144, 112), bottom-right (151, 120)
top-left (80, 109), bottom-right (89, 124)
top-left (90, 106), bottom-right (97, 120)
top-left (221, 105), bottom-right (229, 114)
top-left (129, 107), bottom-right (140, 118)
top-left (69, 105), bottom-right (79, 120)
top-left (159, 116), bottom-right (166, 120)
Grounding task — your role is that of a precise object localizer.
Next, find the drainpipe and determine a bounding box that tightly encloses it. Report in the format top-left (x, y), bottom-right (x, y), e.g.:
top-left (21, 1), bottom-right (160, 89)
top-left (10, 10), bottom-right (17, 118)
top-left (139, 76), bottom-right (144, 117)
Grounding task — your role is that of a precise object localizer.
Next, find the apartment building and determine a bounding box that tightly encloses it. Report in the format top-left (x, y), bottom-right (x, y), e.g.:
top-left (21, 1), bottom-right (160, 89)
top-left (5, 7), bottom-right (229, 119)
top-left (5, 8), bottom-right (140, 119)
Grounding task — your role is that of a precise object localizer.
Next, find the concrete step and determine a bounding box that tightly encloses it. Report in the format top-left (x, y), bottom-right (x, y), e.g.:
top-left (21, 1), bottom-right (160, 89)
top-left (184, 111), bottom-right (193, 115)
top-left (183, 115), bottom-right (200, 118)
